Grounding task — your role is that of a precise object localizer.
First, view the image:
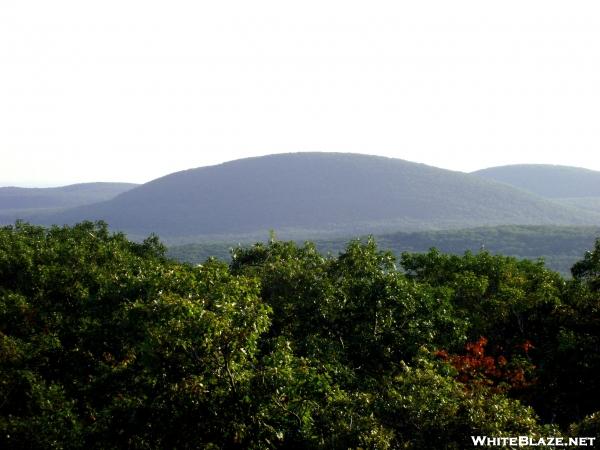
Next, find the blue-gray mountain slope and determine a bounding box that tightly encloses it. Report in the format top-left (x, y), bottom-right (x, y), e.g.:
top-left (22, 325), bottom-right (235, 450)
top-left (473, 164), bottom-right (600, 216)
top-left (40, 153), bottom-right (600, 240)
top-left (472, 164), bottom-right (600, 198)
top-left (0, 182), bottom-right (138, 223)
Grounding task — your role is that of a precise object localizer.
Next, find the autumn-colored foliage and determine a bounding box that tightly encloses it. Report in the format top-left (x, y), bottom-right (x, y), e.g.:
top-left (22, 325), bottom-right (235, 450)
top-left (436, 337), bottom-right (536, 392)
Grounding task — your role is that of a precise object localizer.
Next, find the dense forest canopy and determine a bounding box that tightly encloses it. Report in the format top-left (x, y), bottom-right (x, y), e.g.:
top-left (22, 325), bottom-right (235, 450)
top-left (1, 222), bottom-right (600, 448)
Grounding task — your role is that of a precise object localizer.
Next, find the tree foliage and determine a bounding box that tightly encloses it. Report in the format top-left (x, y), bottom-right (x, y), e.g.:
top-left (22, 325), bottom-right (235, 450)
top-left (1, 222), bottom-right (599, 448)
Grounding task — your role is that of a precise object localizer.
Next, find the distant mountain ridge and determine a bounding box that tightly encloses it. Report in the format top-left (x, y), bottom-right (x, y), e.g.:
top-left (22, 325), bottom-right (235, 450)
top-left (472, 164), bottom-right (600, 198)
top-left (0, 182), bottom-right (138, 223)
top-left (22, 153), bottom-right (600, 241)
top-left (472, 164), bottom-right (600, 216)
top-left (0, 182), bottom-right (138, 209)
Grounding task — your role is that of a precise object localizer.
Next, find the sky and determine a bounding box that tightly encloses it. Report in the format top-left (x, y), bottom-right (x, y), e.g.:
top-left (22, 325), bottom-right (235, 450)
top-left (1, 1), bottom-right (600, 187)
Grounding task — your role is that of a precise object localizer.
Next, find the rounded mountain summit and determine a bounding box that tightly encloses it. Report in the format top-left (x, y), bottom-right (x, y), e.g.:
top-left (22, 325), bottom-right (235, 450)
top-left (45, 153), bottom-right (600, 240)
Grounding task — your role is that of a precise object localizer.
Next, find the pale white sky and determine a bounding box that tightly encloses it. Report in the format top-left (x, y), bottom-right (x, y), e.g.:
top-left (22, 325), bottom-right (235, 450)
top-left (1, 1), bottom-right (600, 187)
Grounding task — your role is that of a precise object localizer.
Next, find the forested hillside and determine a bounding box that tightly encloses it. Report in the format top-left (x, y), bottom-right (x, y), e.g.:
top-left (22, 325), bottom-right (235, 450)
top-left (2, 222), bottom-right (600, 448)
top-left (168, 225), bottom-right (600, 276)
top-left (34, 154), bottom-right (600, 239)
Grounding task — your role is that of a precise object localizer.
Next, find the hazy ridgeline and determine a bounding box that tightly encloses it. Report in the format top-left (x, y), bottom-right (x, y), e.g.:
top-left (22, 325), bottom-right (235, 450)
top-left (0, 182), bottom-right (138, 222)
top-left (4, 154), bottom-right (600, 241)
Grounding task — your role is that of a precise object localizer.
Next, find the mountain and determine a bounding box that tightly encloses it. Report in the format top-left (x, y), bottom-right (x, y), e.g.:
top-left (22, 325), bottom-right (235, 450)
top-left (472, 164), bottom-right (600, 216)
top-left (34, 153), bottom-right (600, 241)
top-left (0, 182), bottom-right (138, 222)
top-left (472, 164), bottom-right (600, 198)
